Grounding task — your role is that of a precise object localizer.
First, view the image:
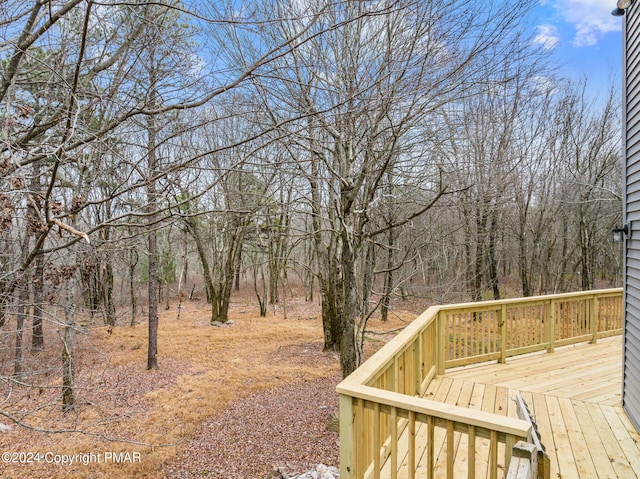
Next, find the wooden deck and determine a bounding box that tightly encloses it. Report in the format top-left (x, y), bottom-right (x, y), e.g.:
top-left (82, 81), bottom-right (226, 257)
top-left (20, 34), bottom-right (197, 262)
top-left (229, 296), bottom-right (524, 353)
top-left (425, 336), bottom-right (640, 478)
top-left (338, 290), bottom-right (626, 479)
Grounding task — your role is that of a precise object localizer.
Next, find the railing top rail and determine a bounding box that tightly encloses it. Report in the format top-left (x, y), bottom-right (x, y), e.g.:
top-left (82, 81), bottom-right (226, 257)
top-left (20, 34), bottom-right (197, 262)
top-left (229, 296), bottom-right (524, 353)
top-left (338, 288), bottom-right (622, 390)
top-left (436, 288), bottom-right (623, 312)
top-left (337, 384), bottom-right (532, 439)
top-left (338, 305), bottom-right (441, 389)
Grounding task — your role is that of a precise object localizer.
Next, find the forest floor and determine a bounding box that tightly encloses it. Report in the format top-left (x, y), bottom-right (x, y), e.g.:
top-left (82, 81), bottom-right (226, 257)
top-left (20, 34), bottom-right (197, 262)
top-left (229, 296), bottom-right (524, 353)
top-left (0, 291), bottom-right (419, 479)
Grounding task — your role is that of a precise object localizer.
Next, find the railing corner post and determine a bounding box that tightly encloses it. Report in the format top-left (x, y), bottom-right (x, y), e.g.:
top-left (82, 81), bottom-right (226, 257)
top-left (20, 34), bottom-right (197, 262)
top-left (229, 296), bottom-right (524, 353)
top-left (437, 310), bottom-right (446, 375)
top-left (339, 393), bottom-right (356, 479)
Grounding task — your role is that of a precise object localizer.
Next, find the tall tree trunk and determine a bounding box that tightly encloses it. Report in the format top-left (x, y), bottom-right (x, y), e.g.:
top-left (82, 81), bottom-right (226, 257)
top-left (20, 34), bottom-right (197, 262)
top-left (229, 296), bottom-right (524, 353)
top-left (103, 261), bottom-right (115, 325)
top-left (147, 183), bottom-right (159, 369)
top-left (31, 254), bottom-right (44, 352)
top-left (253, 264), bottom-right (268, 317)
top-left (309, 151), bottom-right (341, 350)
top-left (472, 208), bottom-right (488, 302)
top-left (30, 162), bottom-right (44, 352)
top-left (184, 217), bottom-right (215, 307)
top-left (146, 40), bottom-right (159, 370)
top-left (519, 232), bottom-right (531, 297)
top-left (177, 227), bottom-right (188, 319)
top-left (579, 209), bottom-right (595, 291)
top-left (14, 280), bottom-right (29, 378)
top-left (360, 240), bottom-right (375, 320)
top-left (319, 266), bottom-right (342, 352)
top-left (129, 248), bottom-right (138, 326)
top-left (554, 216), bottom-right (570, 293)
top-left (381, 228), bottom-right (394, 322)
top-left (488, 212), bottom-right (500, 300)
top-left (339, 229), bottom-right (357, 377)
top-left (234, 247), bottom-right (241, 292)
top-left (211, 219), bottom-right (245, 323)
top-left (62, 280), bottom-right (75, 412)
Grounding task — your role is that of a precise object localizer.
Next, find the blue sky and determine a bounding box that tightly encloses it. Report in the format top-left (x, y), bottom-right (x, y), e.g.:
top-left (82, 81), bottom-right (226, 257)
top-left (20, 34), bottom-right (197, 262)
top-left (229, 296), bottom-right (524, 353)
top-left (530, 0), bottom-right (623, 101)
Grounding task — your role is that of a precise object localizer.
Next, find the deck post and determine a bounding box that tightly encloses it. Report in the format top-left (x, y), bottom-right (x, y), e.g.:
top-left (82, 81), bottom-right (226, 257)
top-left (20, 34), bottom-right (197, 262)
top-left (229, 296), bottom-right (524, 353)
top-left (499, 304), bottom-right (507, 364)
top-left (589, 296), bottom-right (598, 344)
top-left (339, 394), bottom-right (356, 479)
top-left (415, 332), bottom-right (423, 395)
top-left (437, 310), bottom-right (446, 375)
top-left (545, 300), bottom-right (555, 353)
top-left (506, 441), bottom-right (537, 479)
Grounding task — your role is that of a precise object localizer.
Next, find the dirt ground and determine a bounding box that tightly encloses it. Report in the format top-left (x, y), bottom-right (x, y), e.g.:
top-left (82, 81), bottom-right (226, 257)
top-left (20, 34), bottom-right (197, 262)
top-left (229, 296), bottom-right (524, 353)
top-left (0, 292), bottom-right (415, 478)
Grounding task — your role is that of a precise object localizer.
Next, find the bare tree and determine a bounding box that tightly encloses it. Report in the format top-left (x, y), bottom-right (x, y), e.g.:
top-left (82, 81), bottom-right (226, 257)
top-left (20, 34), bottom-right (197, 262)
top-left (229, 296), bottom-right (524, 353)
top-left (238, 0), bottom-right (541, 375)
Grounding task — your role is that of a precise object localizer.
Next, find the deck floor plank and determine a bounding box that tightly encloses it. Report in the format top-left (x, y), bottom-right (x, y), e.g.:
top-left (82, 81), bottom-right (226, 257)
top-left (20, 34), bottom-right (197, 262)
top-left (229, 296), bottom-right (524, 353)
top-left (446, 337), bottom-right (622, 403)
top-left (377, 336), bottom-right (638, 479)
top-left (599, 404), bottom-right (640, 473)
top-left (545, 395), bottom-right (581, 478)
top-left (571, 399), bottom-right (619, 479)
top-left (584, 401), bottom-right (638, 478)
top-left (526, 391), bottom-right (561, 479)
top-left (558, 397), bottom-right (599, 477)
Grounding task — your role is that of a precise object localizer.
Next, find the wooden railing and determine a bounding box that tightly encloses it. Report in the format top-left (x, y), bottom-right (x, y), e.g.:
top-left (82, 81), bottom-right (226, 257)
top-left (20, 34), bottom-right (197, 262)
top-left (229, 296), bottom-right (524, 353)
top-left (336, 288), bottom-right (623, 479)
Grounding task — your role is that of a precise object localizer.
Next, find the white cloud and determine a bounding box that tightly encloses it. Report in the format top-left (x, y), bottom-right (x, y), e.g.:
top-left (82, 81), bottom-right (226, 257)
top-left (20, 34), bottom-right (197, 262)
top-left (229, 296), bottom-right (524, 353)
top-left (534, 24), bottom-right (560, 50)
top-left (554, 0), bottom-right (622, 46)
top-left (532, 75), bottom-right (557, 95)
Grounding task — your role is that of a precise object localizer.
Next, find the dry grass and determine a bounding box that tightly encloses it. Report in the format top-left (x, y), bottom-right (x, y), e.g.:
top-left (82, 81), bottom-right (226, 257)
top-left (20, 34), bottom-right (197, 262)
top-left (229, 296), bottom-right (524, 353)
top-left (0, 295), bottom-right (413, 479)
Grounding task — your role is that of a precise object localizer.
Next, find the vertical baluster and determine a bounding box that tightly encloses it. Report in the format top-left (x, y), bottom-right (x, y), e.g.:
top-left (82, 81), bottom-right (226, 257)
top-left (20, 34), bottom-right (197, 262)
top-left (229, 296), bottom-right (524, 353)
top-left (505, 433), bottom-right (515, 472)
top-left (457, 312), bottom-right (462, 358)
top-left (409, 411), bottom-right (416, 479)
top-left (485, 310), bottom-right (490, 355)
top-left (390, 407), bottom-right (398, 479)
top-left (489, 430), bottom-right (498, 479)
top-left (373, 402), bottom-right (380, 479)
top-left (515, 307), bottom-right (520, 349)
top-left (538, 304), bottom-right (543, 344)
top-left (499, 305), bottom-right (507, 363)
top-left (392, 357), bottom-right (397, 392)
top-left (467, 311), bottom-right (472, 358)
top-left (447, 420), bottom-right (454, 479)
top-left (472, 311), bottom-right (477, 357)
top-left (512, 306), bottom-right (517, 348)
top-left (427, 415), bottom-right (435, 479)
top-left (528, 305), bottom-right (533, 346)
top-left (467, 425), bottom-right (476, 479)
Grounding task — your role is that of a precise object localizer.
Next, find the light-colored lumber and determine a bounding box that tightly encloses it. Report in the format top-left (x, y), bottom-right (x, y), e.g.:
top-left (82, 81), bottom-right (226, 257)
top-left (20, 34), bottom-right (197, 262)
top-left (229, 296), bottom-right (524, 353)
top-left (599, 404), bottom-right (640, 473)
top-left (556, 397), bottom-right (598, 477)
top-left (545, 395), bottom-right (580, 477)
top-left (571, 399), bottom-right (618, 479)
top-left (584, 402), bottom-right (638, 478)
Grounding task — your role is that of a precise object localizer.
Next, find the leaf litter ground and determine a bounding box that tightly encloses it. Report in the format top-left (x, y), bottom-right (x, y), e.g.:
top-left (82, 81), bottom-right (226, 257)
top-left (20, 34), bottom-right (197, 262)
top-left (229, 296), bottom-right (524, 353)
top-left (0, 293), bottom-right (414, 478)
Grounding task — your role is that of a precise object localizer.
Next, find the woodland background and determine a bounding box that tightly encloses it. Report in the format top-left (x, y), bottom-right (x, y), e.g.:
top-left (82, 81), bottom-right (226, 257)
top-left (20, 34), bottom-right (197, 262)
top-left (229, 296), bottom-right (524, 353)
top-left (0, 0), bottom-right (622, 460)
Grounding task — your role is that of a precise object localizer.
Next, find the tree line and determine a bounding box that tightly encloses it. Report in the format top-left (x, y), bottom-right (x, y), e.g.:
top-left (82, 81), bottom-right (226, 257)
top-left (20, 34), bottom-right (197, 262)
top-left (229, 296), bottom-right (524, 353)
top-left (0, 0), bottom-right (621, 421)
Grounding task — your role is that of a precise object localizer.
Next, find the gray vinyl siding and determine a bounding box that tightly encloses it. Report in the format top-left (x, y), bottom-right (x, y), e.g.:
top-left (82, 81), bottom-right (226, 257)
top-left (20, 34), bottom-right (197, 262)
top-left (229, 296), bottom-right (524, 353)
top-left (624, 1), bottom-right (640, 433)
